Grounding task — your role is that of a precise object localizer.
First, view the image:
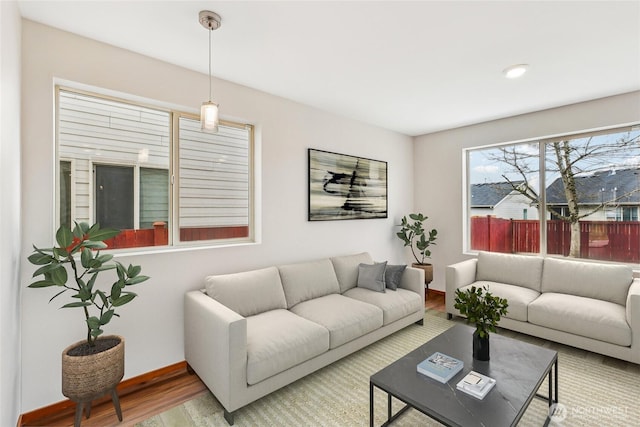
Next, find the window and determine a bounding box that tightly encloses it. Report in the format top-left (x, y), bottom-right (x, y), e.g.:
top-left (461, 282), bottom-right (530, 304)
top-left (466, 125), bottom-right (640, 264)
top-left (56, 87), bottom-right (254, 250)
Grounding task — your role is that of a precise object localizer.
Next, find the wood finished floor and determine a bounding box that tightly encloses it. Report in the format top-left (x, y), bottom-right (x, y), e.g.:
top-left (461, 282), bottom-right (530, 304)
top-left (24, 293), bottom-right (447, 427)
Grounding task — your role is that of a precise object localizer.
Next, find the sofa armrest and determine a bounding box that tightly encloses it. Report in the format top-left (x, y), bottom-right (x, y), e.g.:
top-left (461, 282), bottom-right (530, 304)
top-left (445, 258), bottom-right (478, 315)
top-left (184, 290), bottom-right (247, 412)
top-left (399, 266), bottom-right (425, 301)
top-left (626, 279), bottom-right (640, 359)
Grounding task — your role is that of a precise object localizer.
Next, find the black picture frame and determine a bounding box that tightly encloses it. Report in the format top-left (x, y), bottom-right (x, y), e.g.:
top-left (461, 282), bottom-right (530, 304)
top-left (308, 148), bottom-right (388, 221)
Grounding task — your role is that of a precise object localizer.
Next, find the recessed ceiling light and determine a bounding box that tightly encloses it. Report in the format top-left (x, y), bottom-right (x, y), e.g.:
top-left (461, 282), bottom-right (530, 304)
top-left (503, 64), bottom-right (529, 79)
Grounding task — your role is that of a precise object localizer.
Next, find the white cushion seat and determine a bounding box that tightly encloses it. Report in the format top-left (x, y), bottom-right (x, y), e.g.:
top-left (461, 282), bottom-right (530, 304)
top-left (343, 287), bottom-right (423, 325)
top-left (528, 293), bottom-right (631, 347)
top-left (246, 309), bottom-right (330, 385)
top-left (460, 281), bottom-right (540, 322)
top-left (290, 294), bottom-right (383, 349)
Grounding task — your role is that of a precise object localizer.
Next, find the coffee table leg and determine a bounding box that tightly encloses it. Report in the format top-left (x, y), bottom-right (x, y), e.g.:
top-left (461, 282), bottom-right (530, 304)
top-left (554, 358), bottom-right (559, 403)
top-left (370, 382), bottom-right (374, 427)
top-left (387, 393), bottom-right (392, 421)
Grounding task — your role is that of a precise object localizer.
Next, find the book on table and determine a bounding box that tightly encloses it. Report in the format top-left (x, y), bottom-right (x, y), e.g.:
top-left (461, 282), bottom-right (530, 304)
top-left (417, 352), bottom-right (464, 383)
top-left (456, 371), bottom-right (496, 399)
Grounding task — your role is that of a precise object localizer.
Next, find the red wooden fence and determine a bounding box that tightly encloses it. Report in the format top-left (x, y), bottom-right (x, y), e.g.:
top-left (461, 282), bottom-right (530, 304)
top-left (471, 216), bottom-right (640, 263)
top-left (104, 222), bottom-right (249, 250)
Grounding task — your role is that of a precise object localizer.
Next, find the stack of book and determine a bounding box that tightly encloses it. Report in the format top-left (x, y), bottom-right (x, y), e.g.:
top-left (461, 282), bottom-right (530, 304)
top-left (417, 352), bottom-right (463, 383)
top-left (456, 371), bottom-right (496, 399)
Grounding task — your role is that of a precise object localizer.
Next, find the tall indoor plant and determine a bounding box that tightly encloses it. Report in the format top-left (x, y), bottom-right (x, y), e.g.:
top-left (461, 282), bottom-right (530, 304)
top-left (28, 222), bottom-right (149, 425)
top-left (454, 285), bottom-right (509, 361)
top-left (396, 213), bottom-right (438, 284)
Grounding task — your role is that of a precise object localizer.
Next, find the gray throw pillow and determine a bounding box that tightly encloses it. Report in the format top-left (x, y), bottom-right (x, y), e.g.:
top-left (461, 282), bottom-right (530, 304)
top-left (357, 262), bottom-right (387, 293)
top-left (385, 264), bottom-right (407, 291)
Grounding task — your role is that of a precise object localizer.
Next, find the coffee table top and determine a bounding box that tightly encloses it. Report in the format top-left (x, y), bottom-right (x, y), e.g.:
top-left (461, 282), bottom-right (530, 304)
top-left (370, 324), bottom-right (557, 427)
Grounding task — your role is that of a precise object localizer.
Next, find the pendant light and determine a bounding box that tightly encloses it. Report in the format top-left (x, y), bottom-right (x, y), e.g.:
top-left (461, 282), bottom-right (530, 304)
top-left (199, 10), bottom-right (221, 132)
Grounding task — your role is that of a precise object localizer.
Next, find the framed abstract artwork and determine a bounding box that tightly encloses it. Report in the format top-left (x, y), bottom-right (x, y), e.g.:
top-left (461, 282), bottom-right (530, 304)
top-left (308, 148), bottom-right (388, 221)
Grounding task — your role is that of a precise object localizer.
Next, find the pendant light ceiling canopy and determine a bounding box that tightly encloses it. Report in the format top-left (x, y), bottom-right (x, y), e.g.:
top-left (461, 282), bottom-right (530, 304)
top-left (199, 10), bottom-right (221, 132)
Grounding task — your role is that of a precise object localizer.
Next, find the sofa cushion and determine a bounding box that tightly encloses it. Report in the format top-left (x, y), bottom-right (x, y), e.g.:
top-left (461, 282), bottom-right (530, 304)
top-left (278, 258), bottom-right (341, 308)
top-left (541, 257), bottom-right (633, 306)
top-left (357, 262), bottom-right (387, 293)
top-left (344, 287), bottom-right (422, 325)
top-left (476, 251), bottom-right (544, 292)
top-left (528, 293), bottom-right (631, 347)
top-left (290, 294), bottom-right (383, 349)
top-left (331, 252), bottom-right (374, 293)
top-left (246, 309), bottom-right (330, 385)
top-left (385, 264), bottom-right (407, 291)
top-left (459, 281), bottom-right (540, 322)
top-left (205, 266), bottom-right (287, 317)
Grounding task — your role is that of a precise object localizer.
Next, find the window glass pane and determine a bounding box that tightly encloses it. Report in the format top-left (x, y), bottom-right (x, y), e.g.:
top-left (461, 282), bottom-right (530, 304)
top-left (467, 143), bottom-right (541, 254)
top-left (60, 161), bottom-right (72, 228)
top-left (178, 117), bottom-right (251, 242)
top-left (544, 129), bottom-right (640, 262)
top-left (57, 89), bottom-right (170, 249)
top-left (95, 164), bottom-right (134, 229)
top-left (140, 167), bottom-right (169, 229)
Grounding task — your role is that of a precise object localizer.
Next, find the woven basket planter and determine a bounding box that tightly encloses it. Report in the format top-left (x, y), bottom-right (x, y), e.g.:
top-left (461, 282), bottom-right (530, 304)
top-left (62, 335), bottom-right (124, 402)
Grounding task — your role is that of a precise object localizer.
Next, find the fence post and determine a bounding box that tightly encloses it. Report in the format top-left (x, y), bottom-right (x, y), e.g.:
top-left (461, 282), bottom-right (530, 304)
top-left (153, 221), bottom-right (167, 246)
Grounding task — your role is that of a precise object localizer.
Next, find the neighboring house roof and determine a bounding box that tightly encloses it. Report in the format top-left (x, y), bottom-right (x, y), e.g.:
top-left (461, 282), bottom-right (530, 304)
top-left (470, 181), bottom-right (523, 207)
top-left (546, 167), bottom-right (640, 205)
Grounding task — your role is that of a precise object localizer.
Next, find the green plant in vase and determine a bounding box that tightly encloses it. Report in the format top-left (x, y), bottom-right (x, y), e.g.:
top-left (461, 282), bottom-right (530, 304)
top-left (454, 285), bottom-right (508, 361)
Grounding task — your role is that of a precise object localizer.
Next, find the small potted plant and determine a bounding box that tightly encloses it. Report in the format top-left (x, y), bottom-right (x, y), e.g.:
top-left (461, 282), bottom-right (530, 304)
top-left (28, 222), bottom-right (149, 425)
top-left (396, 213), bottom-right (438, 284)
top-left (454, 286), bottom-right (508, 361)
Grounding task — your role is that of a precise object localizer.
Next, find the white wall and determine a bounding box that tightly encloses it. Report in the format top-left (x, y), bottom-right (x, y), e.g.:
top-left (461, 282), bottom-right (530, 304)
top-left (0, 2), bottom-right (22, 425)
top-left (414, 91), bottom-right (640, 292)
top-left (19, 20), bottom-right (414, 412)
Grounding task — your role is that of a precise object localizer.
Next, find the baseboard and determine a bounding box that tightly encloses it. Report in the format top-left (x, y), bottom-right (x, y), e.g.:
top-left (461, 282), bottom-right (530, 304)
top-left (427, 288), bottom-right (445, 296)
top-left (18, 361), bottom-right (187, 426)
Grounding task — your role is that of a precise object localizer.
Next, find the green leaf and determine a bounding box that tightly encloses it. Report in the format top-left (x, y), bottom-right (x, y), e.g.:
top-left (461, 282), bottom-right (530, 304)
top-left (77, 286), bottom-right (92, 301)
top-left (96, 290), bottom-right (108, 306)
top-left (125, 275), bottom-right (149, 285)
top-left (88, 226), bottom-right (120, 242)
top-left (100, 309), bottom-right (115, 325)
top-left (28, 280), bottom-right (56, 288)
top-left (82, 241), bottom-right (108, 250)
top-left (112, 293), bottom-right (136, 307)
top-left (87, 316), bottom-right (101, 329)
top-left (96, 254), bottom-right (114, 264)
top-left (55, 226), bottom-right (73, 249)
top-left (61, 301), bottom-right (92, 308)
top-left (81, 248), bottom-right (93, 268)
top-left (73, 222), bottom-right (89, 240)
top-left (127, 264), bottom-right (141, 278)
top-left (90, 328), bottom-right (103, 338)
top-left (28, 252), bottom-right (53, 266)
top-left (86, 274), bottom-right (98, 293)
top-left (49, 265), bottom-right (68, 286)
top-left (110, 282), bottom-right (122, 300)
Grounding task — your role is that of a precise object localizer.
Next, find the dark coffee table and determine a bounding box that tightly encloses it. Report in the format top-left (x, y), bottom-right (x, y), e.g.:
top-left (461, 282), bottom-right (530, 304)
top-left (370, 324), bottom-right (558, 426)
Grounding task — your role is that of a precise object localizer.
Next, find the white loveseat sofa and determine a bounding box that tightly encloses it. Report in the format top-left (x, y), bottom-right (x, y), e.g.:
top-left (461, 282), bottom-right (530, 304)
top-left (185, 252), bottom-right (425, 424)
top-left (446, 251), bottom-right (640, 364)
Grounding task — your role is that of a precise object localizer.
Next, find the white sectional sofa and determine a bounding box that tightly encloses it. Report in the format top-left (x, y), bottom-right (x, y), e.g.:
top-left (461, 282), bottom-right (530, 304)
top-left (446, 251), bottom-right (640, 364)
top-left (185, 252), bottom-right (425, 424)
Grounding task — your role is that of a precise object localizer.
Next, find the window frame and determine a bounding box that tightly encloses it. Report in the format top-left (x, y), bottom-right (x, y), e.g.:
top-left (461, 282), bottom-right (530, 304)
top-left (463, 122), bottom-right (640, 265)
top-left (55, 85), bottom-right (256, 252)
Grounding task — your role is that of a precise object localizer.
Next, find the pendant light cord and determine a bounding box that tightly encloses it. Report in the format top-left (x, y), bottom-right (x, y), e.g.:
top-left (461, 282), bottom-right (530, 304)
top-left (208, 26), bottom-right (212, 102)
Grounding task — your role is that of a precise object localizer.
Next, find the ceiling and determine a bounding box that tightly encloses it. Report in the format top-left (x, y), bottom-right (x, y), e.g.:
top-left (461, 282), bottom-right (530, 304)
top-left (17, 1), bottom-right (640, 136)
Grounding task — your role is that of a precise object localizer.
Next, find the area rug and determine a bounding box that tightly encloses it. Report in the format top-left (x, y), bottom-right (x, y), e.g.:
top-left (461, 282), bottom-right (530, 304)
top-left (137, 311), bottom-right (640, 426)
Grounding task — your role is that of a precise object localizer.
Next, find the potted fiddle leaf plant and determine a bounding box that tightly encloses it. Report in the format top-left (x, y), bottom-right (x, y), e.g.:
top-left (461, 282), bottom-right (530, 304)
top-left (396, 213), bottom-right (438, 285)
top-left (454, 285), bottom-right (508, 361)
top-left (28, 222), bottom-right (149, 425)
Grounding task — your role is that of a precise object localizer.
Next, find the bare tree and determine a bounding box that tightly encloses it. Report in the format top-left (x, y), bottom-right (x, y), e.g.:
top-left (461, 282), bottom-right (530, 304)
top-left (486, 131), bottom-right (640, 257)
